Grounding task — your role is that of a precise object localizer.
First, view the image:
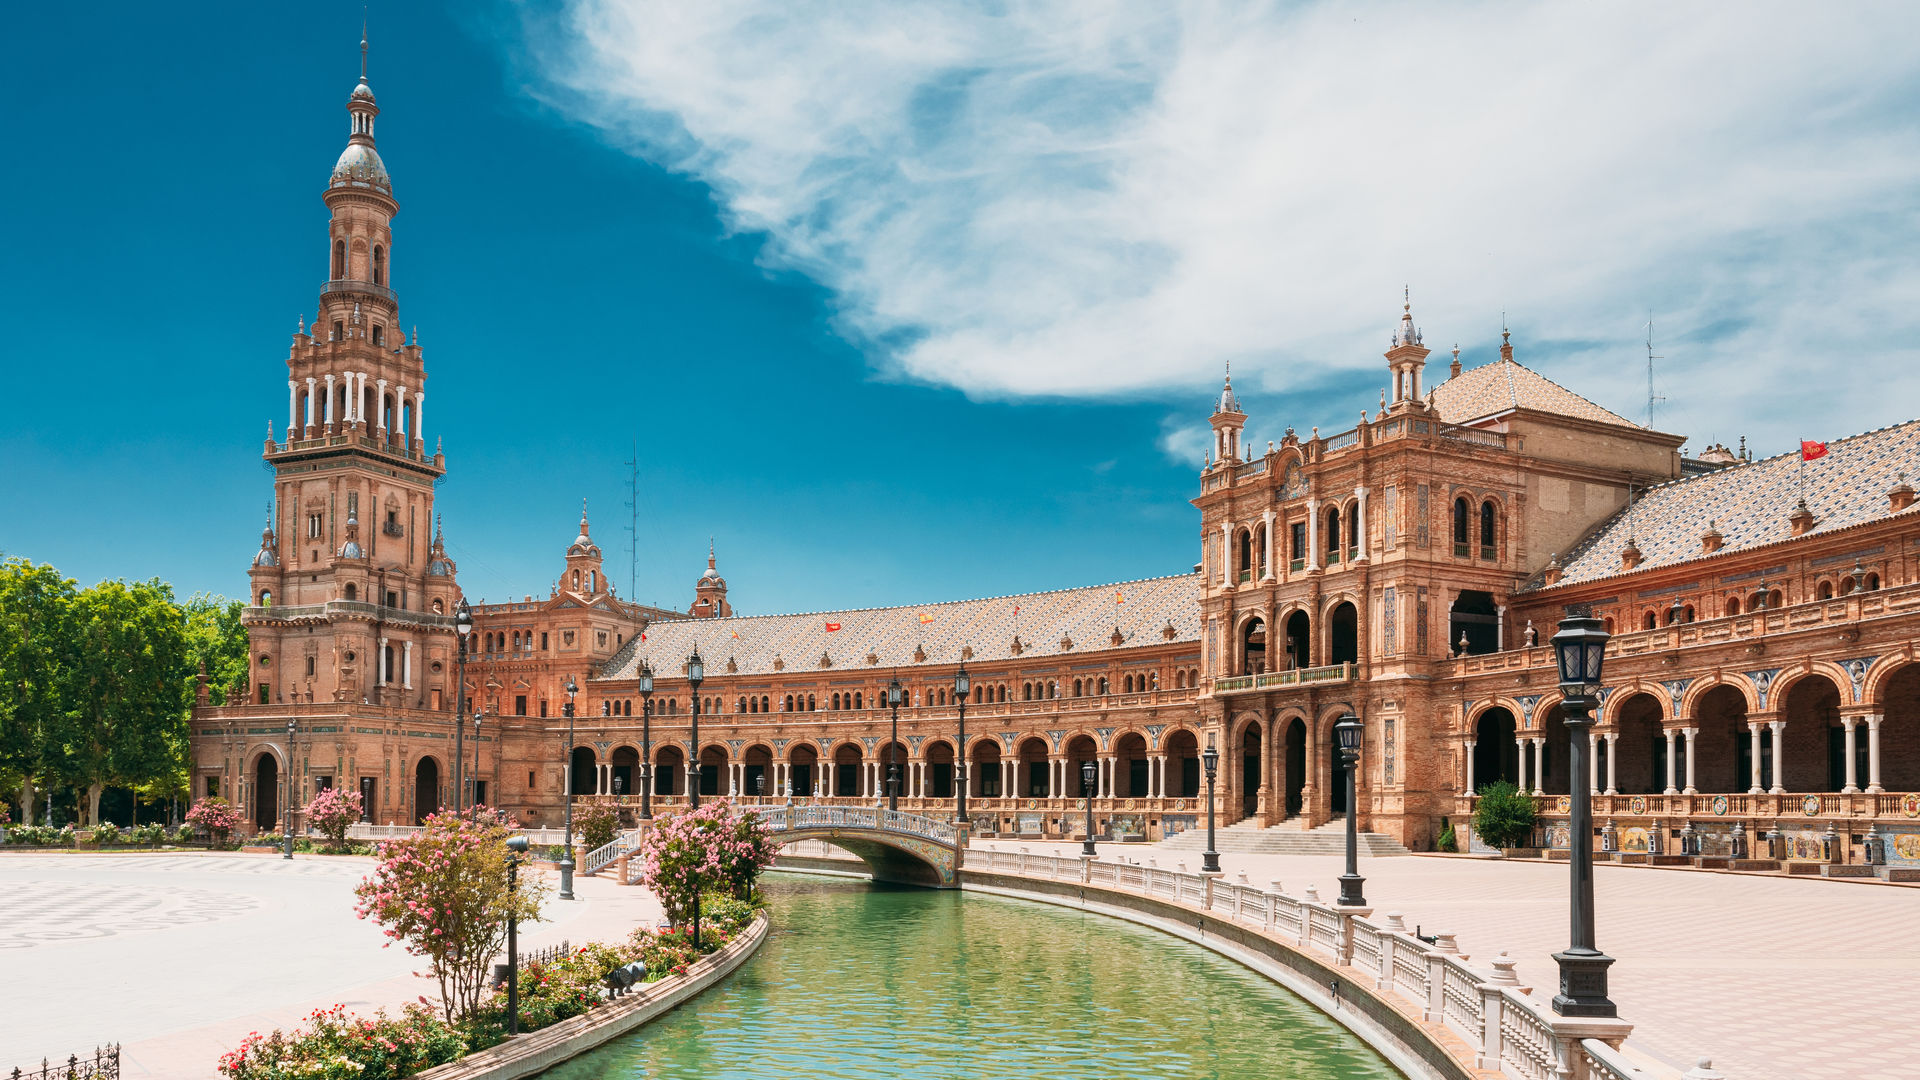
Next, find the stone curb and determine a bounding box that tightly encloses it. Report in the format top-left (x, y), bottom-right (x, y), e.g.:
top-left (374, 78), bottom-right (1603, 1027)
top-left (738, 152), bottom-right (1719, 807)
top-left (409, 911), bottom-right (769, 1080)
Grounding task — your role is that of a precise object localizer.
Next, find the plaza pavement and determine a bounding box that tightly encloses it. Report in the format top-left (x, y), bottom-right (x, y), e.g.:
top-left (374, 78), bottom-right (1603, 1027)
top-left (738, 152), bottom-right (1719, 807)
top-left (0, 852), bottom-right (663, 1080)
top-left (952, 837), bottom-right (1920, 1080)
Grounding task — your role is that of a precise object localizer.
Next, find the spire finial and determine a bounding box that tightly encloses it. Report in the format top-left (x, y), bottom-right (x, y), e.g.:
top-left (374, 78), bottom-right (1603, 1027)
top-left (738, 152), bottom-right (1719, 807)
top-left (1404, 284), bottom-right (1410, 314)
top-left (708, 536), bottom-right (716, 570)
top-left (360, 13), bottom-right (369, 81)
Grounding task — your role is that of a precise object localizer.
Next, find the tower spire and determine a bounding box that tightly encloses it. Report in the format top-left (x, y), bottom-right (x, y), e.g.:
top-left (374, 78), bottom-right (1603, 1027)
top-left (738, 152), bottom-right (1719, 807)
top-left (360, 13), bottom-right (369, 81)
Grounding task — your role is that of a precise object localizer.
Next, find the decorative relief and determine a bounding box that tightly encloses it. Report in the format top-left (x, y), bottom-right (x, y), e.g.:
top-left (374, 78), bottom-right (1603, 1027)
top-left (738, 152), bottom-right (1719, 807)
top-left (1840, 656), bottom-right (1877, 700)
top-left (1745, 668), bottom-right (1781, 709)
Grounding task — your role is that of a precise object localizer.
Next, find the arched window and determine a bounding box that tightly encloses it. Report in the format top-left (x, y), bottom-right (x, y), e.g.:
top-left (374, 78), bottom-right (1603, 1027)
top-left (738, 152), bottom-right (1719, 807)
top-left (784, 695), bottom-right (793, 712)
top-left (1867, 572), bottom-right (1881, 590)
top-left (1097, 677), bottom-right (1109, 695)
top-left (587, 571), bottom-right (597, 593)
top-left (760, 695), bottom-right (770, 712)
top-left (1453, 497), bottom-right (1471, 554)
top-left (332, 239), bottom-right (346, 279)
top-left (372, 245), bottom-right (386, 286)
top-left (259, 589), bottom-right (273, 607)
top-left (1603, 616), bottom-right (1615, 634)
top-left (344, 583), bottom-right (356, 601)
top-left (1817, 580), bottom-right (1834, 600)
top-left (807, 694), bottom-right (817, 711)
top-left (853, 691), bottom-right (862, 709)
top-left (1073, 679), bottom-right (1083, 697)
top-left (1643, 610), bottom-right (1657, 630)
top-left (1480, 500), bottom-right (1497, 558)
top-left (1768, 588), bottom-right (1783, 608)
top-left (1726, 596), bottom-right (1741, 617)
top-left (1175, 670), bottom-right (1186, 689)
top-left (1123, 674), bottom-right (1134, 693)
top-left (738, 696), bottom-right (748, 713)
top-left (831, 692), bottom-right (841, 710)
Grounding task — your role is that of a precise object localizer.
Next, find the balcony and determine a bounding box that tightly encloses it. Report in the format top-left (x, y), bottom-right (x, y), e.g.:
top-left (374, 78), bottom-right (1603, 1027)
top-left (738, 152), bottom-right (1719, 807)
top-left (320, 278), bottom-right (398, 306)
top-left (381, 521), bottom-right (405, 538)
top-left (1214, 662), bottom-right (1353, 695)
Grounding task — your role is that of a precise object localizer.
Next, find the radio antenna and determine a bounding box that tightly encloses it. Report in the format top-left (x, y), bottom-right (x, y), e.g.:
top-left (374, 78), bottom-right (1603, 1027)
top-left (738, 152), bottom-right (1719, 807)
top-left (1645, 310), bottom-right (1664, 426)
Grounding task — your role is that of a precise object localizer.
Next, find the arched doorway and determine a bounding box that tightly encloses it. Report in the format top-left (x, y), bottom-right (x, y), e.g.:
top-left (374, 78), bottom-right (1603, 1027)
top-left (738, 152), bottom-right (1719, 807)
top-left (1328, 602), bottom-right (1358, 666)
top-left (1781, 674), bottom-right (1843, 792)
top-left (1450, 590), bottom-right (1499, 655)
top-left (1238, 720), bottom-right (1262, 817)
top-left (570, 746), bottom-right (597, 796)
top-left (743, 744), bottom-right (774, 799)
top-left (1474, 708), bottom-right (1519, 790)
top-left (1879, 664), bottom-right (1920, 791)
top-left (970, 739), bottom-right (1002, 798)
top-left (834, 743), bottom-right (863, 797)
top-left (413, 757), bottom-right (438, 825)
top-left (788, 744), bottom-right (818, 797)
top-left (1539, 704), bottom-right (1570, 795)
top-left (926, 739), bottom-right (955, 799)
top-left (1164, 730), bottom-right (1200, 798)
top-left (654, 745), bottom-right (683, 796)
top-left (1065, 735), bottom-right (1098, 799)
top-left (1241, 617), bottom-right (1267, 674)
top-left (610, 746), bottom-right (639, 798)
top-left (1284, 611), bottom-right (1310, 670)
top-left (877, 741), bottom-right (909, 799)
top-left (1692, 685), bottom-right (1748, 793)
top-left (1017, 737), bottom-right (1051, 798)
top-left (254, 753), bottom-right (279, 831)
top-left (699, 745), bottom-right (728, 797)
top-left (1611, 693), bottom-right (1664, 794)
top-left (1282, 718), bottom-right (1306, 816)
top-left (1115, 733), bottom-right (1149, 797)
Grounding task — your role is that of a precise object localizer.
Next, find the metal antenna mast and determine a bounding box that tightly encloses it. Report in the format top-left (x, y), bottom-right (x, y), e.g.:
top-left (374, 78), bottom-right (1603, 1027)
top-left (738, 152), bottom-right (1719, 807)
top-left (1645, 310), bottom-right (1664, 426)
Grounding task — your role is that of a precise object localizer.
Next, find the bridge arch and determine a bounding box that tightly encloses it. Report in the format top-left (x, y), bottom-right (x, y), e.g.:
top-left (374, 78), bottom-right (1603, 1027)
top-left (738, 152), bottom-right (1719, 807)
top-left (765, 806), bottom-right (959, 887)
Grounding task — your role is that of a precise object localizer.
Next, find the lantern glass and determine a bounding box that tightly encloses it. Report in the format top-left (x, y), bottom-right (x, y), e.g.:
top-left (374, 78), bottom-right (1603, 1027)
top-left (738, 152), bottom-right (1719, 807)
top-left (564, 675), bottom-right (578, 697)
top-left (638, 663), bottom-right (653, 695)
top-left (888, 678), bottom-right (902, 706)
top-left (455, 600), bottom-right (473, 637)
top-left (1081, 759), bottom-right (1097, 787)
top-left (1335, 714), bottom-right (1362, 751)
top-left (954, 665), bottom-right (970, 698)
top-left (687, 649), bottom-right (703, 684)
top-left (1201, 745), bottom-right (1219, 776)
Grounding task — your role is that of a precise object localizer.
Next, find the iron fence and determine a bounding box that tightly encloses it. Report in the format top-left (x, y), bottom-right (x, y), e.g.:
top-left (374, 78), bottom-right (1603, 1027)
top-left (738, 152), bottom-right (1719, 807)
top-left (8, 1045), bottom-right (119, 1080)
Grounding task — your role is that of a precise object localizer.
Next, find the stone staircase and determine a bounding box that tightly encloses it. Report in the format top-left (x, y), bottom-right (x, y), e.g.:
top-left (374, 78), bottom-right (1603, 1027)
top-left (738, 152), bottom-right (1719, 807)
top-left (1154, 816), bottom-right (1410, 857)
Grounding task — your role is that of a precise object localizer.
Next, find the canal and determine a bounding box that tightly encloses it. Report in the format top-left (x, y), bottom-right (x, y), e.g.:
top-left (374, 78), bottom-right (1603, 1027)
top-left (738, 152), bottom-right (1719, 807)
top-left (548, 873), bottom-right (1402, 1079)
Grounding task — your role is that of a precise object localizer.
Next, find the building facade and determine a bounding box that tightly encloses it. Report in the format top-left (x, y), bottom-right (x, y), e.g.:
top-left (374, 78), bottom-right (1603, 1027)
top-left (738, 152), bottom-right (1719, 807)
top-left (191, 55), bottom-right (1920, 871)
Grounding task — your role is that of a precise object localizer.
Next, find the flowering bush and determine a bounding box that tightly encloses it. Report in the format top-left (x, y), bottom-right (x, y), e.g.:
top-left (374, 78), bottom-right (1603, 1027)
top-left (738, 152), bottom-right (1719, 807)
top-left (4, 823), bottom-right (65, 846)
top-left (85, 821), bottom-right (123, 844)
top-left (131, 822), bottom-right (168, 845)
top-left (173, 822), bottom-right (198, 844)
top-left (306, 787), bottom-right (364, 851)
top-left (573, 801), bottom-right (621, 854)
top-left (635, 801), bottom-right (778, 928)
top-left (216, 1003), bottom-right (465, 1080)
top-left (187, 797), bottom-right (242, 847)
top-left (0, 803), bottom-right (10, 826)
top-left (353, 810), bottom-right (550, 1022)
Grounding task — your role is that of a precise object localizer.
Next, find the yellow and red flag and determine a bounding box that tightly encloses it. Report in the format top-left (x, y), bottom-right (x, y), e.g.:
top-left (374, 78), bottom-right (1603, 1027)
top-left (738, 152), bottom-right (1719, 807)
top-left (1114, 590), bottom-right (1126, 604)
top-left (918, 612), bottom-right (935, 625)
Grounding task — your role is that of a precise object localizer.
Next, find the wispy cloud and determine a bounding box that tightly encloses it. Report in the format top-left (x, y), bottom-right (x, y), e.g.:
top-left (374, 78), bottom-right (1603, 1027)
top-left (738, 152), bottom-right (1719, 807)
top-left (520, 1), bottom-right (1920, 451)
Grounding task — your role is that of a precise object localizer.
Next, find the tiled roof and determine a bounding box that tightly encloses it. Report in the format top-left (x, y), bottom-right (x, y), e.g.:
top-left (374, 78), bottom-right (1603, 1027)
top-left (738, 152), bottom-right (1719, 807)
top-left (1532, 418), bottom-right (1920, 589)
top-left (599, 573), bottom-right (1201, 682)
top-left (1431, 359), bottom-right (1641, 429)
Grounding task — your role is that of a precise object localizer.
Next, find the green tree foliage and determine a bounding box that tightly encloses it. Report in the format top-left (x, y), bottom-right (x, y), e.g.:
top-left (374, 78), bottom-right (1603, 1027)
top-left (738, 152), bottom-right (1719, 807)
top-left (66, 579), bottom-right (193, 822)
top-left (184, 593), bottom-right (251, 705)
top-left (0, 557), bottom-right (80, 825)
top-left (1472, 780), bottom-right (1540, 850)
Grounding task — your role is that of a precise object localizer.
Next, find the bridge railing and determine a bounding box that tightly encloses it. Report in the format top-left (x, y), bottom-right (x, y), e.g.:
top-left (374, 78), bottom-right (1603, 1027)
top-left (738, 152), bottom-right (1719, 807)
top-left (753, 804), bottom-right (956, 845)
top-left (962, 848), bottom-right (1723, 1080)
top-left (581, 828), bottom-right (644, 876)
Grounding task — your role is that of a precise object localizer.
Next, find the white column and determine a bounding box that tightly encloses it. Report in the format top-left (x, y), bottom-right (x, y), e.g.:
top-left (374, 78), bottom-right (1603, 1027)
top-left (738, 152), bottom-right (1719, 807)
top-left (323, 374), bottom-right (336, 426)
top-left (287, 380), bottom-right (298, 432)
top-left (1531, 738), bottom-right (1545, 796)
top-left (1354, 486), bottom-right (1369, 560)
top-left (1496, 605), bottom-right (1507, 651)
top-left (1306, 497), bottom-right (1320, 571)
top-left (1684, 728), bottom-right (1699, 794)
top-left (1842, 718), bottom-right (1860, 794)
top-left (1604, 732), bottom-right (1619, 795)
top-left (353, 372), bottom-right (366, 422)
top-left (1219, 522), bottom-right (1231, 586)
top-left (395, 385), bottom-right (409, 438)
top-left (1463, 739), bottom-right (1476, 796)
top-left (1663, 729), bottom-right (1679, 795)
top-left (1748, 723), bottom-right (1764, 793)
top-left (1261, 510), bottom-right (1276, 580)
top-left (375, 379), bottom-right (389, 431)
top-left (304, 377), bottom-right (316, 428)
top-left (413, 392), bottom-right (424, 444)
top-left (402, 641), bottom-right (413, 688)
top-left (1588, 733), bottom-right (1601, 794)
top-left (1768, 720), bottom-right (1785, 794)
top-left (1515, 732), bottom-right (1530, 792)
top-left (1865, 715), bottom-right (1883, 794)
top-left (377, 636), bottom-right (388, 686)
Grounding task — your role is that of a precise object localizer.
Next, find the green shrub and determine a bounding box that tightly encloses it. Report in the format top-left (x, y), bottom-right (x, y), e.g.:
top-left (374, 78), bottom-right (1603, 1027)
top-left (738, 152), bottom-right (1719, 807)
top-left (1436, 823), bottom-right (1458, 853)
top-left (130, 822), bottom-right (168, 846)
top-left (699, 892), bottom-right (760, 938)
top-left (573, 802), bottom-right (621, 854)
top-left (87, 821), bottom-right (124, 844)
top-left (217, 1003), bottom-right (465, 1079)
top-left (1472, 780), bottom-right (1539, 850)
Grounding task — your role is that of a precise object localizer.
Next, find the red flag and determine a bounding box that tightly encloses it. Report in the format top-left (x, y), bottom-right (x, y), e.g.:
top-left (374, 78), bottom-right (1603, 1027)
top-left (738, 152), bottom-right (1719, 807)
top-left (1800, 440), bottom-right (1828, 461)
top-left (639, 632), bottom-right (646, 641)
top-left (824, 621), bottom-right (841, 632)
top-left (1012, 604), bottom-right (1020, 616)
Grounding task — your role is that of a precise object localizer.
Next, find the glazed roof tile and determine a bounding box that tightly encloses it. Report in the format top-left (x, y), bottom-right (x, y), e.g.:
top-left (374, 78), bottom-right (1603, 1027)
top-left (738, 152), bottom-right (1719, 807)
top-left (600, 573), bottom-right (1201, 682)
top-left (1431, 359), bottom-right (1640, 429)
top-left (1532, 418), bottom-right (1920, 589)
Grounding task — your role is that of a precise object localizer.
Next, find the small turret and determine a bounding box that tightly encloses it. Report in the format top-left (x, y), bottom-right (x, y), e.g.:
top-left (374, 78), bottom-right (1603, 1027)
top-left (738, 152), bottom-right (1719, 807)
top-left (1385, 288), bottom-right (1432, 410)
top-left (690, 541), bottom-right (732, 618)
top-left (1208, 364), bottom-right (1247, 468)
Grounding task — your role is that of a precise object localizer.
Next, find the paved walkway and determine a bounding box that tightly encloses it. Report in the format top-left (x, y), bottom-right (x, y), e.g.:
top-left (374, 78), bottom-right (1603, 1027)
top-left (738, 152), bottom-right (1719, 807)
top-left (954, 838), bottom-right (1918, 1080)
top-left (0, 852), bottom-right (662, 1080)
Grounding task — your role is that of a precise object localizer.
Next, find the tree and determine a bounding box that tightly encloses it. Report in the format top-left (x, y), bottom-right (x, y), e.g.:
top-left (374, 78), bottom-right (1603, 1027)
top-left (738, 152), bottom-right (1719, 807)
top-left (635, 801), bottom-right (778, 928)
top-left (1472, 780), bottom-right (1540, 850)
top-left (186, 796), bottom-right (241, 847)
top-left (0, 556), bottom-right (79, 826)
top-left (65, 579), bottom-right (192, 823)
top-left (354, 810), bottom-right (550, 1022)
top-left (573, 800), bottom-right (621, 853)
top-left (306, 786), bottom-right (363, 850)
top-left (184, 594), bottom-right (250, 705)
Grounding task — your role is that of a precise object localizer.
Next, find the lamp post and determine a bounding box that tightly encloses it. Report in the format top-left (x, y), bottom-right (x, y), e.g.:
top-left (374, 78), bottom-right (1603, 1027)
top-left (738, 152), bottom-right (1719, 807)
top-left (1335, 713), bottom-right (1366, 906)
top-left (560, 675), bottom-right (578, 901)
top-left (755, 772), bottom-right (765, 804)
top-left (1549, 606), bottom-right (1617, 1017)
top-left (504, 834), bottom-right (528, 1035)
top-left (687, 648), bottom-right (704, 810)
top-left (454, 600), bottom-right (472, 815)
top-left (638, 662), bottom-right (654, 820)
top-left (886, 675), bottom-right (903, 812)
top-left (1080, 758), bottom-right (1098, 857)
top-left (470, 709), bottom-right (482, 822)
top-left (283, 718), bottom-right (297, 860)
top-left (1200, 739), bottom-right (1222, 875)
top-left (954, 663), bottom-right (971, 825)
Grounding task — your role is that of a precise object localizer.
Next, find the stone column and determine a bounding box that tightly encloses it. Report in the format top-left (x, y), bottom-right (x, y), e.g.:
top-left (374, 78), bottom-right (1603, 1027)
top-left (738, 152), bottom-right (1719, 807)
top-left (1462, 739), bottom-right (1476, 796)
top-left (1768, 720), bottom-right (1786, 795)
top-left (1663, 729), bottom-right (1679, 795)
top-left (413, 392), bottom-right (424, 446)
top-left (375, 379), bottom-right (389, 431)
top-left (1531, 738), bottom-right (1545, 796)
top-left (1306, 497), bottom-right (1320, 571)
top-left (1842, 717), bottom-right (1860, 794)
top-left (1219, 522), bottom-right (1232, 587)
top-left (1865, 715), bottom-right (1884, 794)
top-left (1588, 732), bottom-right (1601, 795)
top-left (304, 376), bottom-right (316, 430)
top-left (1604, 732), bottom-right (1619, 796)
top-left (1684, 727), bottom-right (1699, 795)
top-left (288, 380), bottom-right (297, 432)
top-left (1354, 486), bottom-right (1369, 561)
top-left (1748, 723), bottom-right (1764, 794)
top-left (377, 636), bottom-right (388, 686)
top-left (1261, 510), bottom-right (1276, 580)
top-left (396, 385), bottom-right (409, 439)
top-left (324, 374), bottom-right (336, 427)
top-left (1515, 731), bottom-right (1530, 793)
top-left (401, 641), bottom-right (412, 689)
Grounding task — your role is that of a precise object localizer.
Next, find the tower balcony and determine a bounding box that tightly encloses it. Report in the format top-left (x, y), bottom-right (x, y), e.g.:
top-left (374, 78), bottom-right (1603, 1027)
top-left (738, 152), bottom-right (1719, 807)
top-left (320, 278), bottom-right (398, 307)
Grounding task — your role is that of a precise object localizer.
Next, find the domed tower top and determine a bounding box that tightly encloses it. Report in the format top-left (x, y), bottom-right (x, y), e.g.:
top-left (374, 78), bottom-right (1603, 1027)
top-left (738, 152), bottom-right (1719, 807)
top-left (1385, 287), bottom-right (1432, 411)
top-left (330, 25), bottom-right (391, 195)
top-left (563, 501), bottom-right (607, 596)
top-left (690, 541), bottom-right (732, 618)
top-left (1207, 363), bottom-right (1247, 468)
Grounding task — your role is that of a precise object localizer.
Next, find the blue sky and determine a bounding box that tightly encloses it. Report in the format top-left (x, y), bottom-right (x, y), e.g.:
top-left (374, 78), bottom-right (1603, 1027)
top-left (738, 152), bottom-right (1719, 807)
top-left (5, 2), bottom-right (1918, 614)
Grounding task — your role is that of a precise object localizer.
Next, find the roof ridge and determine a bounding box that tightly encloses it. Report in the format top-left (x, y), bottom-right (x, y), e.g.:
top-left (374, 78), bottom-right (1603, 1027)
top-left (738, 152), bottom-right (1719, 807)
top-left (646, 571), bottom-right (1201, 624)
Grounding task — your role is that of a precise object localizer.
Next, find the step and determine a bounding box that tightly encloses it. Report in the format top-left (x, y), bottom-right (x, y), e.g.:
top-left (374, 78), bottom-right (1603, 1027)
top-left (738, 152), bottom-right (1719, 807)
top-left (1154, 823), bottom-right (1410, 857)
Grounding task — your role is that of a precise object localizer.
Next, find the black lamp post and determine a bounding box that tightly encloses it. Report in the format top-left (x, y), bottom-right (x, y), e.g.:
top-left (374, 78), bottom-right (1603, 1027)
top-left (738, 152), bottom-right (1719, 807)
top-left (954, 663), bottom-right (971, 825)
top-left (687, 648), bottom-right (704, 810)
top-left (886, 675), bottom-right (903, 812)
top-left (470, 709), bottom-right (482, 822)
top-left (637, 662), bottom-right (654, 820)
top-left (1335, 713), bottom-right (1366, 906)
top-left (1549, 606), bottom-right (1617, 1017)
top-left (1200, 740), bottom-right (1222, 874)
top-left (560, 675), bottom-right (578, 901)
top-left (504, 834), bottom-right (528, 1034)
top-left (1080, 758), bottom-right (1098, 857)
top-left (283, 718), bottom-right (297, 860)
top-left (454, 600), bottom-right (472, 815)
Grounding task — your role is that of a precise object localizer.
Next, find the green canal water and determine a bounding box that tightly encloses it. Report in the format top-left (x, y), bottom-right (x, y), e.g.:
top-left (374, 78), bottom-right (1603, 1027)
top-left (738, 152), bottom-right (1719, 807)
top-left (546, 873), bottom-right (1402, 1079)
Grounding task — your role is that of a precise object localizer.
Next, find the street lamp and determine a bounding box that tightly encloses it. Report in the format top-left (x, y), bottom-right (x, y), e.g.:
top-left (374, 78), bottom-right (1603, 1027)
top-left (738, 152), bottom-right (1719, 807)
top-left (454, 600), bottom-right (472, 815)
top-left (1200, 739), bottom-right (1222, 875)
top-left (504, 834), bottom-right (529, 1035)
top-left (283, 718), bottom-right (297, 860)
top-left (1549, 606), bottom-right (1617, 1017)
top-left (755, 772), bottom-right (765, 803)
top-left (560, 675), bottom-right (579, 901)
top-left (638, 662), bottom-right (655, 819)
top-left (687, 648), bottom-right (704, 810)
top-left (470, 709), bottom-right (482, 822)
top-left (954, 662), bottom-right (971, 826)
top-left (886, 675), bottom-right (903, 812)
top-left (1080, 758), bottom-right (1098, 857)
top-left (1335, 713), bottom-right (1366, 906)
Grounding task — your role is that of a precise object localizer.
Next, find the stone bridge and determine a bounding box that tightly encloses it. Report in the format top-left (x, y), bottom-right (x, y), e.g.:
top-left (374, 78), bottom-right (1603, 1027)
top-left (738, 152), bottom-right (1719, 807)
top-left (758, 805), bottom-right (963, 887)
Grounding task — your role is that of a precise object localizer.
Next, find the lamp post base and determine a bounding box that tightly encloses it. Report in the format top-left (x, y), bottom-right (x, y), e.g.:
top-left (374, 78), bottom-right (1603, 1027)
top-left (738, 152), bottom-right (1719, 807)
top-left (1200, 851), bottom-right (1223, 875)
top-left (1550, 948), bottom-right (1618, 1017)
top-left (1337, 872), bottom-right (1367, 908)
top-left (558, 858), bottom-right (576, 901)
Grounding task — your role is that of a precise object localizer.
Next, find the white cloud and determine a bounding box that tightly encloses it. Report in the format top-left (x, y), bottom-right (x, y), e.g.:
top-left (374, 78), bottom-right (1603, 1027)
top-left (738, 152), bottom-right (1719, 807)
top-left (521, 1), bottom-right (1920, 451)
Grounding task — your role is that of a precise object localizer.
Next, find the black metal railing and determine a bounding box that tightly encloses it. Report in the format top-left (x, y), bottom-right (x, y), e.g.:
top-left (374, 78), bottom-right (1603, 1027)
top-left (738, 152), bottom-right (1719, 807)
top-left (9, 1045), bottom-right (119, 1080)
